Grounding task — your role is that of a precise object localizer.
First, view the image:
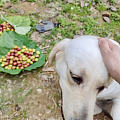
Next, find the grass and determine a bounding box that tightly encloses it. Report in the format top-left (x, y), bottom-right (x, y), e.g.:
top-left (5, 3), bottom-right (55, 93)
top-left (37, 0), bottom-right (120, 57)
top-left (10, 0), bottom-right (36, 3)
top-left (0, 0), bottom-right (7, 6)
top-left (51, 1), bottom-right (120, 39)
top-left (10, 0), bottom-right (19, 3)
top-left (96, 3), bottom-right (108, 12)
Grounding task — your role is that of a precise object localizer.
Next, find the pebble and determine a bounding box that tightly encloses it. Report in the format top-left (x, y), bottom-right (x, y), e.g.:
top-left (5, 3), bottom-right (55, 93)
top-left (0, 111), bottom-right (2, 116)
top-left (110, 6), bottom-right (117, 12)
top-left (7, 79), bottom-right (12, 84)
top-left (19, 9), bottom-right (25, 15)
top-left (85, 3), bottom-right (89, 7)
top-left (37, 88), bottom-right (42, 94)
top-left (103, 17), bottom-right (111, 23)
top-left (80, 0), bottom-right (84, 7)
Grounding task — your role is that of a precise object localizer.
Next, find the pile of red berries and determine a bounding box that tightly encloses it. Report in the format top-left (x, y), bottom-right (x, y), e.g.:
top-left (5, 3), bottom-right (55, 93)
top-left (0, 22), bottom-right (14, 35)
top-left (0, 46), bottom-right (40, 70)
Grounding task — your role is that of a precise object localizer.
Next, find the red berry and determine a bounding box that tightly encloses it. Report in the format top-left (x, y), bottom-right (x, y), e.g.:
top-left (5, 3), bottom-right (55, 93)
top-left (13, 62), bottom-right (17, 66)
top-left (15, 53), bottom-right (19, 57)
top-left (18, 55), bottom-right (21, 58)
top-left (29, 52), bottom-right (33, 55)
top-left (32, 59), bottom-right (35, 63)
top-left (14, 50), bottom-right (18, 53)
top-left (23, 61), bottom-right (26, 65)
top-left (20, 66), bottom-right (24, 69)
top-left (7, 53), bottom-right (11, 56)
top-left (27, 63), bottom-right (30, 66)
top-left (17, 48), bottom-right (21, 51)
top-left (28, 56), bottom-right (31, 59)
top-left (18, 64), bottom-right (22, 67)
top-left (3, 26), bottom-right (6, 29)
top-left (24, 65), bottom-right (27, 68)
top-left (12, 66), bottom-right (16, 69)
top-left (11, 53), bottom-right (14, 56)
top-left (24, 51), bottom-right (27, 54)
top-left (6, 56), bottom-right (10, 59)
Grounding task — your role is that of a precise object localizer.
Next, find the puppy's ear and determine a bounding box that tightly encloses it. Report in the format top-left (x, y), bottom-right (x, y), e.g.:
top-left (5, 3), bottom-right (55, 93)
top-left (48, 38), bottom-right (71, 65)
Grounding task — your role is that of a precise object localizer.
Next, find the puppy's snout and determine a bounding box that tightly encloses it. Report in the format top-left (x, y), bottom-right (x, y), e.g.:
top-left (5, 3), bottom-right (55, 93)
top-left (64, 107), bottom-right (88, 120)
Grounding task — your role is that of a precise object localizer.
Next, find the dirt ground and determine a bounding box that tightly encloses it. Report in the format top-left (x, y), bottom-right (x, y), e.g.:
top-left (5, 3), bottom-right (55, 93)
top-left (0, 65), bottom-right (112, 120)
top-left (0, 0), bottom-right (119, 120)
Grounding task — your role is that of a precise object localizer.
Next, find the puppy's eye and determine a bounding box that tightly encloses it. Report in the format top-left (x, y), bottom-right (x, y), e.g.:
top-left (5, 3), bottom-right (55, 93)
top-left (70, 72), bottom-right (83, 85)
top-left (97, 86), bottom-right (105, 93)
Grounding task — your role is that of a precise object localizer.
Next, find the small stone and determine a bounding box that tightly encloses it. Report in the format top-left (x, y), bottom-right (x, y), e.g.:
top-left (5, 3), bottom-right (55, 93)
top-left (19, 9), bottom-right (25, 15)
top-left (37, 88), bottom-right (42, 94)
top-left (85, 3), bottom-right (89, 7)
top-left (38, 113), bottom-right (42, 116)
top-left (80, 0), bottom-right (84, 7)
top-left (92, 2), bottom-right (96, 6)
top-left (8, 88), bottom-right (12, 92)
top-left (0, 111), bottom-right (2, 116)
top-left (103, 17), bottom-right (111, 23)
top-left (7, 79), bottom-right (12, 84)
top-left (31, 2), bottom-right (35, 6)
top-left (58, 100), bottom-right (62, 106)
top-left (110, 6), bottom-right (117, 12)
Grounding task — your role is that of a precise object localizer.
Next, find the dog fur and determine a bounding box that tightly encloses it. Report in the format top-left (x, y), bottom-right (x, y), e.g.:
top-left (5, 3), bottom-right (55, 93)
top-left (49, 35), bottom-right (120, 120)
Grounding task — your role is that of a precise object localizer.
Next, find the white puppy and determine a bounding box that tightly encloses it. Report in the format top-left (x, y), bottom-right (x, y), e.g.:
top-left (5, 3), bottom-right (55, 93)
top-left (49, 35), bottom-right (120, 120)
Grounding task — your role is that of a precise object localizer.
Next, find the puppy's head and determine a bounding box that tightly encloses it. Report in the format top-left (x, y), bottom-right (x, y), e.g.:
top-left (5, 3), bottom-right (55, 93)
top-left (49, 36), bottom-right (111, 120)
